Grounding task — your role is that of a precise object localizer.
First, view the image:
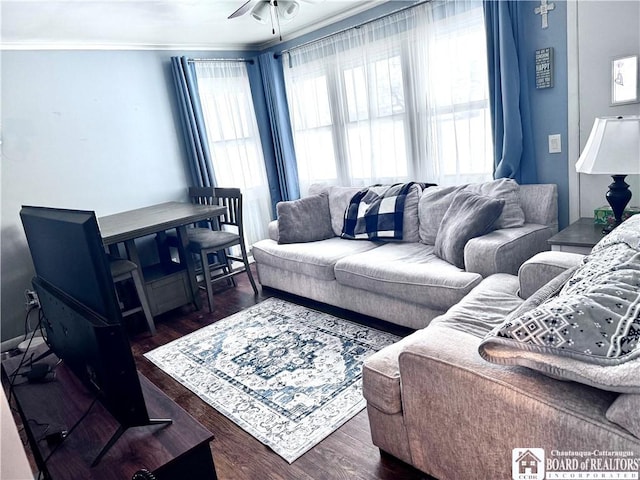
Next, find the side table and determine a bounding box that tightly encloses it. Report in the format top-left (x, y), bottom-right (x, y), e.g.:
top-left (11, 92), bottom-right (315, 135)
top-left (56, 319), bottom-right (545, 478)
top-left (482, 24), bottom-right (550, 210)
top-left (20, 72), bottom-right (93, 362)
top-left (547, 218), bottom-right (605, 255)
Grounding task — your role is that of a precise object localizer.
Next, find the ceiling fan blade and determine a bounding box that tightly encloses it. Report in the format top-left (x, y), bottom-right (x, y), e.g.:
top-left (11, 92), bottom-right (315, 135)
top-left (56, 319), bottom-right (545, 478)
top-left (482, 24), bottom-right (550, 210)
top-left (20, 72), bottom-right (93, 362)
top-left (228, 0), bottom-right (257, 19)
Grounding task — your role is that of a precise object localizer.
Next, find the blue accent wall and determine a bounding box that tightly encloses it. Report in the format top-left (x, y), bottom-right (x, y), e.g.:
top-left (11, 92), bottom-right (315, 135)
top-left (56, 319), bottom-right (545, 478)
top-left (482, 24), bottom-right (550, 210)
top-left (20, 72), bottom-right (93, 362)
top-left (519, 0), bottom-right (569, 228)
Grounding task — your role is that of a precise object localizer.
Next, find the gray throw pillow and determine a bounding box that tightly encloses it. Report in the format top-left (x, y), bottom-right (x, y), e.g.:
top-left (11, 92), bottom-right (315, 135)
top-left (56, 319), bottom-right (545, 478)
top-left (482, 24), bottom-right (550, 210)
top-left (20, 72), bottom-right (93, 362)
top-left (276, 193), bottom-right (334, 244)
top-left (419, 178), bottom-right (525, 245)
top-left (465, 178), bottom-right (525, 229)
top-left (328, 186), bottom-right (361, 237)
top-left (606, 394), bottom-right (640, 438)
top-left (434, 191), bottom-right (505, 269)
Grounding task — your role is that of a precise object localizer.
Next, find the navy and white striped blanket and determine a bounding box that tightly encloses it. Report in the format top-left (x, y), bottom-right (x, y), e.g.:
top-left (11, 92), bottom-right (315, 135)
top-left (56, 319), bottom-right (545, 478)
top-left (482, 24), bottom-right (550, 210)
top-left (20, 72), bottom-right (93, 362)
top-left (341, 182), bottom-right (426, 241)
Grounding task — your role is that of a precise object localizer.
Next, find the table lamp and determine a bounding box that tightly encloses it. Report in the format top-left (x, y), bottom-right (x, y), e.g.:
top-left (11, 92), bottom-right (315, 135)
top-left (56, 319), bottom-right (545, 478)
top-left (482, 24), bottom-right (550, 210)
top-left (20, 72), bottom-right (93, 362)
top-left (575, 115), bottom-right (640, 233)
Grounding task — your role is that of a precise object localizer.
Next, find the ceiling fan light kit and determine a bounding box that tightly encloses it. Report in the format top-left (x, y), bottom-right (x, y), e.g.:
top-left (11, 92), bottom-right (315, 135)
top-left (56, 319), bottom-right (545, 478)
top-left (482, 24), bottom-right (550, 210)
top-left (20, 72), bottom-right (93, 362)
top-left (250, 1), bottom-right (271, 24)
top-left (251, 0), bottom-right (300, 25)
top-left (278, 1), bottom-right (300, 22)
top-left (229, 0), bottom-right (324, 40)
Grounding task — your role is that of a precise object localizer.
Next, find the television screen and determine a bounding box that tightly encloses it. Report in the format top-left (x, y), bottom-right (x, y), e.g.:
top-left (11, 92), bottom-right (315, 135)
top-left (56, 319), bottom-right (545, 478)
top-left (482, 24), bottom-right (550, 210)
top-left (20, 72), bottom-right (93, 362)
top-left (19, 206), bottom-right (121, 324)
top-left (20, 206), bottom-right (168, 465)
top-left (33, 276), bottom-right (150, 428)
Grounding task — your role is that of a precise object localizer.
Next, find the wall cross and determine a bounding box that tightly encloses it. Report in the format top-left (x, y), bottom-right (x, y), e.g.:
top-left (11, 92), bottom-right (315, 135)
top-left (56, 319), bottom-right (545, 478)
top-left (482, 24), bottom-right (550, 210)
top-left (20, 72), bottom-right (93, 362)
top-left (534, 0), bottom-right (555, 29)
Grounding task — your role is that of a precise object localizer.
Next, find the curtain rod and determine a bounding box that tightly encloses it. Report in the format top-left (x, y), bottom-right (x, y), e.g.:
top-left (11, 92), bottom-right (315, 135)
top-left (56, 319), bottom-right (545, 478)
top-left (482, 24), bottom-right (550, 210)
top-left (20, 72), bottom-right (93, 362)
top-left (188, 57), bottom-right (255, 65)
top-left (277, 0), bottom-right (430, 57)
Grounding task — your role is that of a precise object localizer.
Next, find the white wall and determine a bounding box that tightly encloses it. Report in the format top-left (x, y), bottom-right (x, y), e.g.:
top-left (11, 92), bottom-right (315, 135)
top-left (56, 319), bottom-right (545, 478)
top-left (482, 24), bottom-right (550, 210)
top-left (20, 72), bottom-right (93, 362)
top-left (1, 50), bottom-right (192, 342)
top-left (573, 1), bottom-right (640, 218)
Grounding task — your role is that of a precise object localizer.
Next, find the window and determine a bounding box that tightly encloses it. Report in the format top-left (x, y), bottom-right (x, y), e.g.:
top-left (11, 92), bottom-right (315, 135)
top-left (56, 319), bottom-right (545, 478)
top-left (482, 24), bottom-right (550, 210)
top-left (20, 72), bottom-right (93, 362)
top-left (286, 72), bottom-right (337, 184)
top-left (194, 61), bottom-right (272, 246)
top-left (284, 0), bottom-right (492, 195)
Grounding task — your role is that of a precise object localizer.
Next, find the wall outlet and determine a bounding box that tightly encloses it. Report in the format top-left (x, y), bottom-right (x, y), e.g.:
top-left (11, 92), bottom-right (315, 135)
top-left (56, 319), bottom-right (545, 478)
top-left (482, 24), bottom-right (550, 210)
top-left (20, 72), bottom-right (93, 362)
top-left (25, 290), bottom-right (40, 310)
top-left (548, 134), bottom-right (561, 153)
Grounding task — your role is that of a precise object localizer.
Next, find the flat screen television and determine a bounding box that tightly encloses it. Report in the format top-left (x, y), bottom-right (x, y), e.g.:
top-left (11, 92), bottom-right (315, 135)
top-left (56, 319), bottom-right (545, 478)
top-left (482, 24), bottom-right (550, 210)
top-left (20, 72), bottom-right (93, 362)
top-left (19, 206), bottom-right (121, 323)
top-left (20, 206), bottom-right (170, 466)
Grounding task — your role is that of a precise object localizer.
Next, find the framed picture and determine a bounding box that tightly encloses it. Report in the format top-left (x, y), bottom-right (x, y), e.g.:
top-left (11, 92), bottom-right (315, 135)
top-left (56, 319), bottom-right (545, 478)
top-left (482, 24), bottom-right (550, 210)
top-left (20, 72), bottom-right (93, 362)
top-left (611, 54), bottom-right (639, 105)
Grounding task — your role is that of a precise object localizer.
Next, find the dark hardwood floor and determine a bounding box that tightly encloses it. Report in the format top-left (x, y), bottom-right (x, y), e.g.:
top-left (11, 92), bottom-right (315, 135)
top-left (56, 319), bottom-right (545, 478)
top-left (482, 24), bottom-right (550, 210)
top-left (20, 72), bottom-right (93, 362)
top-left (126, 266), bottom-right (434, 480)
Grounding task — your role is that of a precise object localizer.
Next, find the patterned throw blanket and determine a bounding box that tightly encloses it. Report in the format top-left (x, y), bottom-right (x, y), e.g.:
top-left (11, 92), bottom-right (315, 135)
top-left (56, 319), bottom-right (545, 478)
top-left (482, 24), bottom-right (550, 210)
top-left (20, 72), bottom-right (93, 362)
top-left (341, 182), bottom-right (427, 241)
top-left (480, 214), bottom-right (640, 365)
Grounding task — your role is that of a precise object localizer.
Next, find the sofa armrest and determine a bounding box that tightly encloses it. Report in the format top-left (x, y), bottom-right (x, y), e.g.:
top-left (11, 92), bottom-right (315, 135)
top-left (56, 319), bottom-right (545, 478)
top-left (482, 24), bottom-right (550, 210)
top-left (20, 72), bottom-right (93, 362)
top-left (268, 220), bottom-right (279, 242)
top-left (518, 250), bottom-right (585, 299)
top-left (396, 323), bottom-right (626, 479)
top-left (464, 224), bottom-right (552, 277)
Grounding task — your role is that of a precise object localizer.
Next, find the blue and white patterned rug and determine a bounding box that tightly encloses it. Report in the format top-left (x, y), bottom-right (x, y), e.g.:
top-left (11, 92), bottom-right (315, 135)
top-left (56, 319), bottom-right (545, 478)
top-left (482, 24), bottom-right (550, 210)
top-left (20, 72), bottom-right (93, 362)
top-left (144, 298), bottom-right (400, 463)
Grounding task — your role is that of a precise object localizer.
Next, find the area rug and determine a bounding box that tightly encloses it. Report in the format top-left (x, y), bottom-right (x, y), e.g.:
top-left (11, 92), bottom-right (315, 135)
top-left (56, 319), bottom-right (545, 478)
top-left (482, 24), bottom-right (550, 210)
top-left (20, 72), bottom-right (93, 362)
top-left (144, 297), bottom-right (400, 463)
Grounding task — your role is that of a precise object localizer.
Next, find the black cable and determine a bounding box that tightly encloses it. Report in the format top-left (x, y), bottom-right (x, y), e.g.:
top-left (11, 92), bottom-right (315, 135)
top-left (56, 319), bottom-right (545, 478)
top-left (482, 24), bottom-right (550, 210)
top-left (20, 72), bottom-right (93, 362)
top-left (7, 315), bottom-right (43, 405)
top-left (23, 304), bottom-right (38, 341)
top-left (39, 310), bottom-right (47, 343)
top-left (39, 396), bottom-right (99, 473)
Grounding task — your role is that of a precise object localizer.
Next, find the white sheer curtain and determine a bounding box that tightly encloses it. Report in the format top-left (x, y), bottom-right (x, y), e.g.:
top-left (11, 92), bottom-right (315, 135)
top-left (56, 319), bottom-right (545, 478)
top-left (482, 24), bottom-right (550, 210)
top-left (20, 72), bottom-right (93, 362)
top-left (284, 0), bottom-right (492, 195)
top-left (194, 61), bottom-right (272, 247)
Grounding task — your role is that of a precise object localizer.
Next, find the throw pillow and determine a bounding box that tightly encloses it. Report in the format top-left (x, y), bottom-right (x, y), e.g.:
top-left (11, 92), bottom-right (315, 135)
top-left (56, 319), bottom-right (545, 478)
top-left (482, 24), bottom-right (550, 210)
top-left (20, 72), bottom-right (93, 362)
top-left (606, 394), bottom-right (640, 438)
top-left (398, 183), bottom-right (422, 242)
top-left (419, 178), bottom-right (525, 245)
top-left (434, 191), bottom-right (505, 269)
top-left (328, 186), bottom-right (361, 237)
top-left (276, 193), bottom-right (334, 244)
top-left (465, 178), bottom-right (525, 229)
top-left (329, 184), bottom-right (423, 241)
top-left (341, 183), bottom-right (421, 241)
top-left (478, 214), bottom-right (640, 393)
top-left (419, 185), bottom-right (464, 245)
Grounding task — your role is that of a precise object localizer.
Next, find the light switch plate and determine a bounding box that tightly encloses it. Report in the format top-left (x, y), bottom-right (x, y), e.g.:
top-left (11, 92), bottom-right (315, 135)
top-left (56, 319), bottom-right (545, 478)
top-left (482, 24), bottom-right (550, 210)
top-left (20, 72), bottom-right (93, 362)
top-left (548, 134), bottom-right (561, 153)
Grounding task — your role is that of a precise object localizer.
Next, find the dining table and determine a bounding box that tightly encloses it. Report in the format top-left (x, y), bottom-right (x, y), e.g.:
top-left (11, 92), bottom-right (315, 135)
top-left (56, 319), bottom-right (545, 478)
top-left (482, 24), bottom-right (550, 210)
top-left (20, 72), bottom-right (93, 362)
top-left (98, 201), bottom-right (226, 315)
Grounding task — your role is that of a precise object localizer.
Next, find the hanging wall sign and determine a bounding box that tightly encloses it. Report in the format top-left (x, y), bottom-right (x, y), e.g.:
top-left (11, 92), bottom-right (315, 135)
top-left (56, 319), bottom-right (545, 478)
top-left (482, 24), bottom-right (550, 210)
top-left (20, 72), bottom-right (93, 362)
top-left (535, 47), bottom-right (554, 89)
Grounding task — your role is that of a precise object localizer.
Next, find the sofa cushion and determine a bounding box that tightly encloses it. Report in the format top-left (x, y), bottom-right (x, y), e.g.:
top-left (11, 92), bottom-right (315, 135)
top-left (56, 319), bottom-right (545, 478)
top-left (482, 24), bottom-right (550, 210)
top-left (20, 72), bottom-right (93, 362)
top-left (276, 193), bottom-right (334, 244)
top-left (334, 242), bottom-right (483, 311)
top-left (328, 184), bottom-right (422, 242)
top-left (362, 274), bottom-right (521, 416)
top-left (466, 178), bottom-right (524, 229)
top-left (434, 191), bottom-right (505, 269)
top-left (328, 186), bottom-right (362, 237)
top-left (419, 178), bottom-right (525, 245)
top-left (418, 185), bottom-right (463, 245)
top-left (606, 394), bottom-right (640, 438)
top-left (251, 237), bottom-right (381, 281)
top-left (478, 215), bottom-right (640, 393)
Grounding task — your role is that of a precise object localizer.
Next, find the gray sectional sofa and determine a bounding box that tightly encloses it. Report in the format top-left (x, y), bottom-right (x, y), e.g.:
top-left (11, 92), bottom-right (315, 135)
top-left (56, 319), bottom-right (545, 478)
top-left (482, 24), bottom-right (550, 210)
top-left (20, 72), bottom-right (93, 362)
top-left (252, 179), bottom-right (558, 329)
top-left (363, 215), bottom-right (640, 479)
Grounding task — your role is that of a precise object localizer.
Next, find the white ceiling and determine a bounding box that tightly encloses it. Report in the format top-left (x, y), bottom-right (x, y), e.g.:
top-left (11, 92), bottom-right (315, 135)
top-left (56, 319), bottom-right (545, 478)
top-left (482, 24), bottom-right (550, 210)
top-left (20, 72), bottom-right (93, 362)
top-left (0, 0), bottom-right (387, 50)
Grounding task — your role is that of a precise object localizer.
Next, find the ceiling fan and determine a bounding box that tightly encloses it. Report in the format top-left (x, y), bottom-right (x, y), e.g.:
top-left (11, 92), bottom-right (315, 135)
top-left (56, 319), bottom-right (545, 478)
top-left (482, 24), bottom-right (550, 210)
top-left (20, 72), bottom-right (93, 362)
top-left (228, 0), bottom-right (324, 25)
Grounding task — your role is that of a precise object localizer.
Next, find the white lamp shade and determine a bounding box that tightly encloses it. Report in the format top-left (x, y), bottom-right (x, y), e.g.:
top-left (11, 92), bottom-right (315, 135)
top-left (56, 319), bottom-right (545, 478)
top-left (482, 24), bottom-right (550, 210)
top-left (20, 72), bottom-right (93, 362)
top-left (576, 115), bottom-right (640, 175)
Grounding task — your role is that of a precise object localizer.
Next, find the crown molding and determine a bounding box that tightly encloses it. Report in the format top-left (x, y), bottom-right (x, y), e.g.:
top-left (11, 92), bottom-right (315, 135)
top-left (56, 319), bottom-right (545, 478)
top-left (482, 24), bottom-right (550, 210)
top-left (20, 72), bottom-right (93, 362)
top-left (0, 1), bottom-right (387, 53)
top-left (0, 42), bottom-right (258, 52)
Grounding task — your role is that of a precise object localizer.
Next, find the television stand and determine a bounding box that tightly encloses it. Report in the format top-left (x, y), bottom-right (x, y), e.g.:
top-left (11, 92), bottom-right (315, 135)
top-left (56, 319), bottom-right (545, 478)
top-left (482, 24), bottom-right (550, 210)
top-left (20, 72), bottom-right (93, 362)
top-left (91, 418), bottom-right (173, 467)
top-left (2, 353), bottom-right (217, 480)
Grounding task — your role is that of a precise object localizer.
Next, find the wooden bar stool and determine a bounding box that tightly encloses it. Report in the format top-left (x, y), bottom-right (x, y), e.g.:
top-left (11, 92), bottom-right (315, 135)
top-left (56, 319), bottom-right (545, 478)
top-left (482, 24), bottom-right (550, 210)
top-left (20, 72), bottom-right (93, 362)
top-left (109, 257), bottom-right (156, 335)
